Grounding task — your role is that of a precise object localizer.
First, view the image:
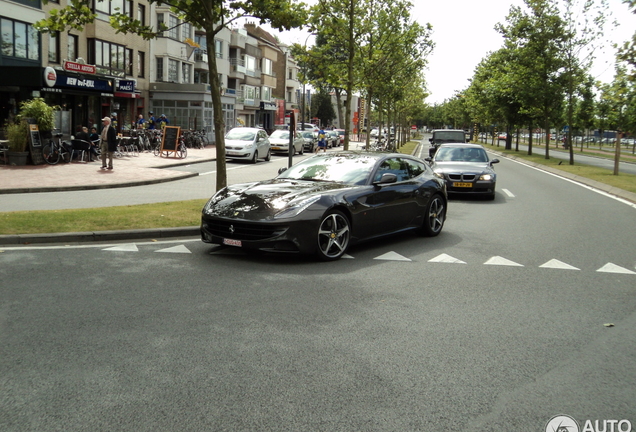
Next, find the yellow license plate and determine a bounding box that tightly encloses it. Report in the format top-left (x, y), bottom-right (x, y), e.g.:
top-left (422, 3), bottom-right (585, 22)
top-left (453, 182), bottom-right (473, 188)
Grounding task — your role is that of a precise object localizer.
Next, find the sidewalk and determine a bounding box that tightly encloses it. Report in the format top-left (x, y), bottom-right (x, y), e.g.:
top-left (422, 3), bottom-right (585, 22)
top-left (0, 146), bottom-right (217, 194)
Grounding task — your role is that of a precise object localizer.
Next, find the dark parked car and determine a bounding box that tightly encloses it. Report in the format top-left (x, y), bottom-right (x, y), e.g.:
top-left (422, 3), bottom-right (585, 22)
top-left (201, 151), bottom-right (448, 260)
top-left (298, 130), bottom-right (318, 152)
top-left (428, 129), bottom-right (466, 157)
top-left (427, 143), bottom-right (499, 200)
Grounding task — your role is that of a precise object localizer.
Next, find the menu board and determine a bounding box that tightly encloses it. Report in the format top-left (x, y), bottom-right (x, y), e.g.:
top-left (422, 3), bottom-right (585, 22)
top-left (161, 126), bottom-right (180, 153)
top-left (28, 123), bottom-right (42, 148)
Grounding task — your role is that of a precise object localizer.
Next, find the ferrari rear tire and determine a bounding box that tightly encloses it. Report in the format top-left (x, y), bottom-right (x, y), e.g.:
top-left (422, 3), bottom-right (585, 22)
top-left (316, 210), bottom-right (350, 261)
top-left (419, 194), bottom-right (445, 237)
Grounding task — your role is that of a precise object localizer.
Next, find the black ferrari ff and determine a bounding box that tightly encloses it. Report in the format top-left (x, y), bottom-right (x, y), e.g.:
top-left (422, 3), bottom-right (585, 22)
top-left (201, 151), bottom-right (448, 260)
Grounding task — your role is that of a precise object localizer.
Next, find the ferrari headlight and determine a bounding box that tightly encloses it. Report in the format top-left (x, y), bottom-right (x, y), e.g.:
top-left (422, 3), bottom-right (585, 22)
top-left (274, 195), bottom-right (321, 219)
top-left (433, 171), bottom-right (445, 179)
top-left (203, 188), bottom-right (228, 212)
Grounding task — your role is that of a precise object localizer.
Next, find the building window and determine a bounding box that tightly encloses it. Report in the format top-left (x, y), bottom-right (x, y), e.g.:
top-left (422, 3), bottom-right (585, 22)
top-left (137, 4), bottom-right (145, 26)
top-left (95, 0), bottom-right (129, 18)
top-left (89, 39), bottom-right (126, 76)
top-left (48, 32), bottom-right (59, 63)
top-left (262, 58), bottom-right (272, 76)
top-left (194, 70), bottom-right (208, 84)
top-left (156, 57), bottom-right (163, 81)
top-left (182, 63), bottom-right (191, 83)
top-left (168, 58), bottom-right (178, 82)
top-left (182, 22), bottom-right (191, 40)
top-left (126, 48), bottom-right (133, 76)
top-left (156, 13), bottom-right (164, 36)
top-left (215, 39), bottom-right (222, 58)
top-left (67, 34), bottom-right (78, 62)
top-left (137, 51), bottom-right (145, 77)
top-left (168, 15), bottom-right (179, 40)
top-left (1, 18), bottom-right (40, 61)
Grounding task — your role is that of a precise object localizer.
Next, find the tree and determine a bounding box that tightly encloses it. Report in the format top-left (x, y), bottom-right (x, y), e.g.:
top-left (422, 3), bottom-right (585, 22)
top-left (495, 0), bottom-right (568, 159)
top-left (35, 0), bottom-right (307, 191)
top-left (311, 90), bottom-right (337, 127)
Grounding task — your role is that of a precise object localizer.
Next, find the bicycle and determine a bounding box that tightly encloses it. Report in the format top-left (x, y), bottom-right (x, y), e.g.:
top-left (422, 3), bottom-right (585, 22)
top-left (42, 131), bottom-right (72, 165)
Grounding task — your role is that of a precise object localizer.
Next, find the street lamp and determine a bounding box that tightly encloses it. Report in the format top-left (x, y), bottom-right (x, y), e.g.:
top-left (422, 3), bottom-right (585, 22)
top-left (300, 33), bottom-right (315, 132)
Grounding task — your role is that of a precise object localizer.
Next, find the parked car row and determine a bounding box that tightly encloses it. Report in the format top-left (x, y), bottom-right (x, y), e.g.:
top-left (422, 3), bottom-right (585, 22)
top-left (224, 126), bottom-right (345, 163)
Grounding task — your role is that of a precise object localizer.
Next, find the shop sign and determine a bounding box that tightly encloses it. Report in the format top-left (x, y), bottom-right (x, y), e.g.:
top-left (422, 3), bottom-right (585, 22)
top-left (260, 101), bottom-right (277, 111)
top-left (56, 74), bottom-right (113, 92)
top-left (43, 67), bottom-right (57, 87)
top-left (63, 60), bottom-right (96, 74)
top-left (116, 79), bottom-right (135, 92)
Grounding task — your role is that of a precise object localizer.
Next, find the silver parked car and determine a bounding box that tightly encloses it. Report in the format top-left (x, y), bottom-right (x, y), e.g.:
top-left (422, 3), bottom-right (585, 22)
top-left (225, 127), bottom-right (271, 163)
top-left (269, 129), bottom-right (305, 155)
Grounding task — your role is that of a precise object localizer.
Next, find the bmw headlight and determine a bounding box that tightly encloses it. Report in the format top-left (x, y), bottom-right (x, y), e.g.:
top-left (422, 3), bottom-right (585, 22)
top-left (479, 174), bottom-right (494, 181)
top-left (274, 195), bottom-right (321, 219)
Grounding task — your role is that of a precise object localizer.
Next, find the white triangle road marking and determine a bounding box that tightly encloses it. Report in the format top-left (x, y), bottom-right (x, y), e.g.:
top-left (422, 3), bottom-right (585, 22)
top-left (342, 254), bottom-right (355, 259)
top-left (597, 263), bottom-right (636, 274)
top-left (539, 259), bottom-right (580, 270)
top-left (155, 245), bottom-right (191, 254)
top-left (484, 256), bottom-right (523, 266)
top-left (102, 244), bottom-right (139, 252)
top-left (429, 253), bottom-right (466, 264)
top-left (374, 251), bottom-right (412, 262)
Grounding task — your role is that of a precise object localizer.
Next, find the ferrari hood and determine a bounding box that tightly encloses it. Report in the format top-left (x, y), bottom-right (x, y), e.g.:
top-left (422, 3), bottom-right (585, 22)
top-left (205, 179), bottom-right (348, 220)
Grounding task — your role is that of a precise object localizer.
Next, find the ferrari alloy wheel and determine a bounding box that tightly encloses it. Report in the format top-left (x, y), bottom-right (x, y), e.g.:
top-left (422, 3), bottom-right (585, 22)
top-left (419, 194), bottom-right (445, 237)
top-left (316, 210), bottom-right (350, 261)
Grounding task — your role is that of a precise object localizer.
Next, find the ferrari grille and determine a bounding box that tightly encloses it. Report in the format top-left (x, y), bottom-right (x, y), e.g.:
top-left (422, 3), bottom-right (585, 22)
top-left (206, 219), bottom-right (286, 240)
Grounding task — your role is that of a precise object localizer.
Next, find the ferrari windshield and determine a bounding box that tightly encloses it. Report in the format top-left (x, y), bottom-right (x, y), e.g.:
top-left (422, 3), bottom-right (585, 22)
top-left (277, 153), bottom-right (377, 185)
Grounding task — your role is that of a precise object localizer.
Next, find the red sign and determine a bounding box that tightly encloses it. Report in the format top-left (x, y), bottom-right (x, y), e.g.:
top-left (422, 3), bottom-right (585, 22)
top-left (411, 125), bottom-right (417, 130)
top-left (63, 61), bottom-right (96, 74)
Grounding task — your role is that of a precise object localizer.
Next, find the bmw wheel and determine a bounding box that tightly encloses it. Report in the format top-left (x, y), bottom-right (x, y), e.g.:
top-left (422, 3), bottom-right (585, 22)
top-left (419, 194), bottom-right (445, 237)
top-left (316, 210), bottom-right (350, 261)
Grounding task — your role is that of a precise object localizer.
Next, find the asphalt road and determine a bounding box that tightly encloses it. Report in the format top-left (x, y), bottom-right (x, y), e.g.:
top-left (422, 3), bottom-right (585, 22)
top-left (1, 146), bottom-right (635, 431)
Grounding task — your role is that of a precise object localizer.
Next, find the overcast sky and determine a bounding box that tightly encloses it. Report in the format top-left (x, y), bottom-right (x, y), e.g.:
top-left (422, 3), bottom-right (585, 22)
top-left (263, 0), bottom-right (636, 104)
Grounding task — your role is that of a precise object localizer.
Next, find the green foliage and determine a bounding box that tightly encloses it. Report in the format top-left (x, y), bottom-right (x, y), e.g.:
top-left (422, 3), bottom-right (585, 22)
top-left (5, 120), bottom-right (28, 152)
top-left (17, 98), bottom-right (58, 132)
top-left (311, 91), bottom-right (336, 127)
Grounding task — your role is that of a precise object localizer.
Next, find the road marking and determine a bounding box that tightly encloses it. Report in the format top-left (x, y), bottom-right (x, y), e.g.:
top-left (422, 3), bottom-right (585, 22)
top-left (539, 259), bottom-right (580, 270)
top-left (429, 253), bottom-right (466, 264)
top-left (484, 256), bottom-right (524, 266)
top-left (155, 245), bottom-right (191, 254)
top-left (103, 243), bottom-right (139, 252)
top-left (597, 263), bottom-right (636, 274)
top-left (374, 251), bottom-right (412, 261)
top-left (502, 188), bottom-right (515, 198)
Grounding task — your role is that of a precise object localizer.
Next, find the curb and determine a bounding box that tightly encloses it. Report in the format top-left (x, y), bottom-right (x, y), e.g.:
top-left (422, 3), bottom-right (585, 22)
top-left (0, 226), bottom-right (200, 246)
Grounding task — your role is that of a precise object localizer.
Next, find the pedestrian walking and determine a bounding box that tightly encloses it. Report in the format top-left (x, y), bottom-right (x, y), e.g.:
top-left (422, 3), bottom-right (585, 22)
top-left (100, 116), bottom-right (117, 170)
top-left (316, 128), bottom-right (327, 153)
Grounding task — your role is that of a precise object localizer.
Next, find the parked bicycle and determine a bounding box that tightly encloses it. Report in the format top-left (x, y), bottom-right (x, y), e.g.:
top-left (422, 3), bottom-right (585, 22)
top-left (42, 130), bottom-right (72, 165)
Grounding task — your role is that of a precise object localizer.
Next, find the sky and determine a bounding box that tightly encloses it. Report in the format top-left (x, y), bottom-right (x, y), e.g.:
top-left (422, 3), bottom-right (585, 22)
top-left (262, 0), bottom-right (636, 104)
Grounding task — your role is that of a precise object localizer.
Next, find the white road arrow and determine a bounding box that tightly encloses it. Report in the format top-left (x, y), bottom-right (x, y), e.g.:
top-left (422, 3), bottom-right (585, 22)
top-left (539, 259), bottom-right (580, 270)
top-left (429, 253), bottom-right (466, 264)
top-left (597, 263), bottom-right (636, 274)
top-left (102, 244), bottom-right (139, 252)
top-left (484, 256), bottom-right (523, 266)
